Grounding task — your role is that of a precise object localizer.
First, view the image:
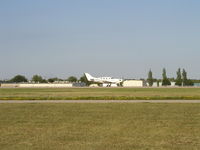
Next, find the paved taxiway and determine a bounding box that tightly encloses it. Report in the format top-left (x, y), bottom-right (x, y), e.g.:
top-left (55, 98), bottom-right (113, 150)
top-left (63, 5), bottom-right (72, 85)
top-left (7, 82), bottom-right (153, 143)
top-left (0, 100), bottom-right (200, 103)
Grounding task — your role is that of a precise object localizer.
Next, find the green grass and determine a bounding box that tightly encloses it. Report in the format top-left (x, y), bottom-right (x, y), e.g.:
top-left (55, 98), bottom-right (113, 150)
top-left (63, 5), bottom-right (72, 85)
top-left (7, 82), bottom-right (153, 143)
top-left (0, 88), bottom-right (200, 100)
top-left (0, 103), bottom-right (200, 150)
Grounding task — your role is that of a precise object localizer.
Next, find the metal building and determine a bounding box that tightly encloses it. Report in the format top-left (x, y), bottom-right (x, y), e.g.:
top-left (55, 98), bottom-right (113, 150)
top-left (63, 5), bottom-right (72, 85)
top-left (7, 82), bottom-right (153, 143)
top-left (123, 80), bottom-right (145, 87)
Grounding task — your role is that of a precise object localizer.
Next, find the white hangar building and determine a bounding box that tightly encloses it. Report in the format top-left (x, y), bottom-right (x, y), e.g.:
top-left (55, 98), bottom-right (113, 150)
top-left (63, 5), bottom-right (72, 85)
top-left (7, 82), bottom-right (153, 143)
top-left (123, 80), bottom-right (146, 87)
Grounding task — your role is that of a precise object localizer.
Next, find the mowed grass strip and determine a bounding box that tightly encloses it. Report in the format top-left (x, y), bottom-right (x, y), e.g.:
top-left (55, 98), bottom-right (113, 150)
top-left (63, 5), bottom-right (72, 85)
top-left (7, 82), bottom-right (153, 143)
top-left (1, 88), bottom-right (200, 100)
top-left (0, 103), bottom-right (200, 150)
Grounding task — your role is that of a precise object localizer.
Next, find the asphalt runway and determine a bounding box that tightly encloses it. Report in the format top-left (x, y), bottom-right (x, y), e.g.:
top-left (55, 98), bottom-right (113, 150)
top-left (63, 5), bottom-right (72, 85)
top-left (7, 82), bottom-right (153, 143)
top-left (0, 100), bottom-right (200, 103)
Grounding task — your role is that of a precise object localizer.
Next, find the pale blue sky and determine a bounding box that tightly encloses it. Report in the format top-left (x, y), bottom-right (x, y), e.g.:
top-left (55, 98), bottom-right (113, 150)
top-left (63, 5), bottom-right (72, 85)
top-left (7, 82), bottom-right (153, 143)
top-left (0, 0), bottom-right (200, 79)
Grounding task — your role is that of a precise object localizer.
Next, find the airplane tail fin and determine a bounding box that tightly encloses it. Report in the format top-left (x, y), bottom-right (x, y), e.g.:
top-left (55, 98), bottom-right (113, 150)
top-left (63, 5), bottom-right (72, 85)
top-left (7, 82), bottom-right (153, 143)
top-left (84, 73), bottom-right (94, 81)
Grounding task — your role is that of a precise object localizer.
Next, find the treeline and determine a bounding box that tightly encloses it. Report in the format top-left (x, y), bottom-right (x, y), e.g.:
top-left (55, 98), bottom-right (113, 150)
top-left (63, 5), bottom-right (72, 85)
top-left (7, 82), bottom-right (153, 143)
top-left (0, 74), bottom-right (90, 85)
top-left (147, 68), bottom-right (195, 86)
top-left (0, 69), bottom-right (199, 86)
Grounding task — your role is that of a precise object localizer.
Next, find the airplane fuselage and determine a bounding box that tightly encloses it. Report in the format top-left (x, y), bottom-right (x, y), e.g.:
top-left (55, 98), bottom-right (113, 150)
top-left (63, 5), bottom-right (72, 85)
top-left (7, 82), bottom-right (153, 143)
top-left (84, 73), bottom-right (123, 86)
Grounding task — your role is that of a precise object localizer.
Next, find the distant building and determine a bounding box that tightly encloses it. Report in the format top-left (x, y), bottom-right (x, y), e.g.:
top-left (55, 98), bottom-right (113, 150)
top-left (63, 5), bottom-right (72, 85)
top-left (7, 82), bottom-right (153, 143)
top-left (1, 83), bottom-right (73, 88)
top-left (53, 81), bottom-right (70, 84)
top-left (123, 80), bottom-right (146, 87)
top-left (152, 81), bottom-right (176, 87)
top-left (194, 83), bottom-right (200, 87)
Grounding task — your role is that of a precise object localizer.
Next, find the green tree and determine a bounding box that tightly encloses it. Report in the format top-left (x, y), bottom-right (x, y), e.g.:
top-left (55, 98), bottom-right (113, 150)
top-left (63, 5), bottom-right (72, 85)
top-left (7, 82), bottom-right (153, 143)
top-left (182, 69), bottom-right (194, 86)
top-left (67, 76), bottom-right (77, 83)
top-left (41, 79), bottom-right (48, 83)
top-left (10, 75), bottom-right (28, 83)
top-left (182, 69), bottom-right (187, 86)
top-left (175, 68), bottom-right (182, 86)
top-left (162, 68), bottom-right (171, 86)
top-left (48, 78), bottom-right (54, 83)
top-left (157, 80), bottom-right (160, 87)
top-left (48, 77), bottom-right (62, 83)
top-left (186, 79), bottom-right (194, 86)
top-left (32, 75), bottom-right (43, 83)
top-left (147, 69), bottom-right (153, 87)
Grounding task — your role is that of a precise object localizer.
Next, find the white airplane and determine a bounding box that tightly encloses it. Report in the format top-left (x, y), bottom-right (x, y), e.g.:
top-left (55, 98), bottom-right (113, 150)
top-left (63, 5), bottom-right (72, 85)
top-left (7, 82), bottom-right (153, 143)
top-left (84, 73), bottom-right (123, 87)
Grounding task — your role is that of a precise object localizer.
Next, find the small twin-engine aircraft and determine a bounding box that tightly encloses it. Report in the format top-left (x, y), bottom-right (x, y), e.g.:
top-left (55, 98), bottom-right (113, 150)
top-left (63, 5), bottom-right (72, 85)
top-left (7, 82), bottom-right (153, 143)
top-left (84, 73), bottom-right (123, 87)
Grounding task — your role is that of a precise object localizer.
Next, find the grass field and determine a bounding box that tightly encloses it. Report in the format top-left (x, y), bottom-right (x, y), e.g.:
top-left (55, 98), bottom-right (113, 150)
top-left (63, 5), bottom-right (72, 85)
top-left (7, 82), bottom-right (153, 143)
top-left (0, 103), bottom-right (200, 150)
top-left (0, 88), bottom-right (200, 100)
